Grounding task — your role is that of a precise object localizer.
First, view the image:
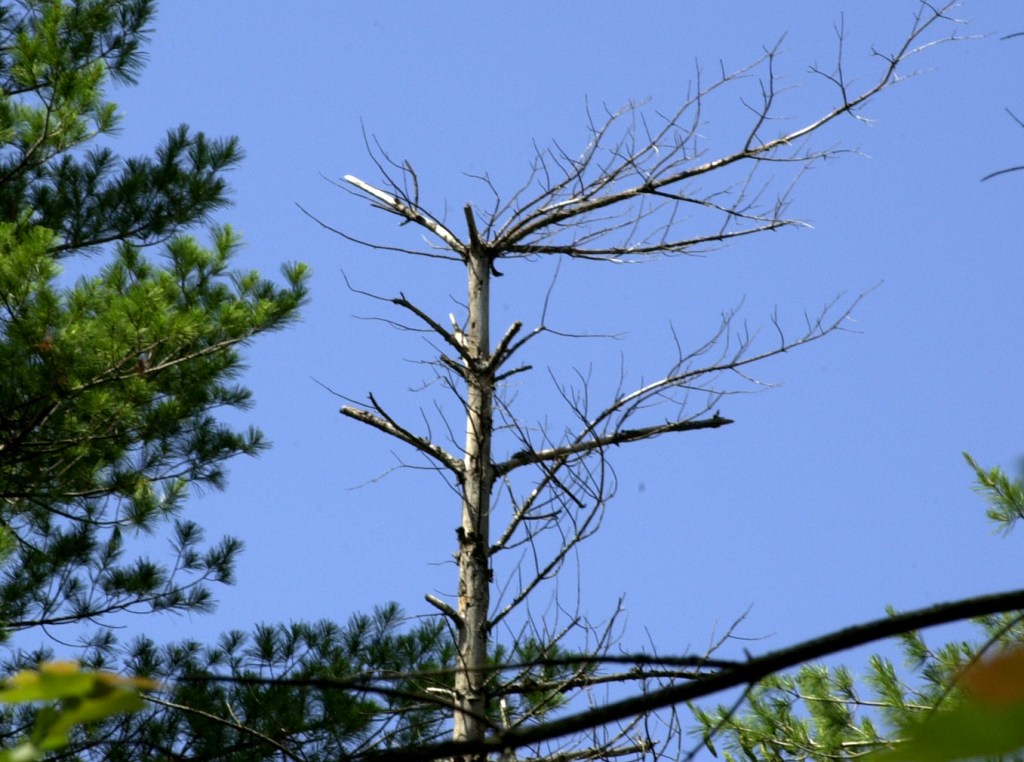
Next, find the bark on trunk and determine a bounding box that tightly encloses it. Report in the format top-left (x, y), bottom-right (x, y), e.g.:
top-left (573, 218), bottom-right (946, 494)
top-left (453, 214), bottom-right (493, 756)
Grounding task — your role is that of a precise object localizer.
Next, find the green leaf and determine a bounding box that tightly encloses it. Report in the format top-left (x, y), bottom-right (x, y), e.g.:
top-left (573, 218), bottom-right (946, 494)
top-left (874, 648), bottom-right (1024, 762)
top-left (0, 662), bottom-right (159, 755)
top-left (877, 702), bottom-right (1024, 762)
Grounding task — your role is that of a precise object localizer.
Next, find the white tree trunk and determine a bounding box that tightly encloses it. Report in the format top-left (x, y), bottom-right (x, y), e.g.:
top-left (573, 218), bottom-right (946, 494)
top-left (453, 232), bottom-right (493, 752)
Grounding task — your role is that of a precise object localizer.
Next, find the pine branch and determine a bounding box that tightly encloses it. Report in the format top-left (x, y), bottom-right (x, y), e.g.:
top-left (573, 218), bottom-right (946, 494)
top-left (145, 695), bottom-right (302, 762)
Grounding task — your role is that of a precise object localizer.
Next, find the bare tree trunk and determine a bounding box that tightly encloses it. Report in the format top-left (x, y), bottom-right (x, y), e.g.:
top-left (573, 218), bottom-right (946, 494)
top-left (453, 207), bottom-right (493, 752)
top-left (318, 6), bottom-right (962, 759)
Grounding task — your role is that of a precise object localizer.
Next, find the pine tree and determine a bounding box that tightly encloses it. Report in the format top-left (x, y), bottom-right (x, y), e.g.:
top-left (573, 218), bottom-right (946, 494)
top-left (0, 0), bottom-right (309, 740)
top-left (85, 604), bottom-right (456, 760)
top-left (0, 4), bottom-right (471, 758)
top-left (0, 0), bottom-right (306, 658)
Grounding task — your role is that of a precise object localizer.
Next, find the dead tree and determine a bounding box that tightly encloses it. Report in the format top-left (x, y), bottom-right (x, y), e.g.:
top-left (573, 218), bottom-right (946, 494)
top-left (310, 4), bottom-right (961, 760)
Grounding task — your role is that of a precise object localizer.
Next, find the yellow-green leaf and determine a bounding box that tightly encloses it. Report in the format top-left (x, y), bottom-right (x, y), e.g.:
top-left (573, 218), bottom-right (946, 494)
top-left (874, 648), bottom-right (1024, 762)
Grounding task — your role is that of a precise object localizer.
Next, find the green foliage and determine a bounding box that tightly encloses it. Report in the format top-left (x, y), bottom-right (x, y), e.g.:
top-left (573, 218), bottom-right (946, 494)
top-left (0, 661), bottom-right (156, 761)
top-left (79, 604), bottom-right (454, 761)
top-left (692, 455), bottom-right (1024, 762)
top-left (872, 647), bottom-right (1024, 762)
top-left (0, 2), bottom-right (577, 757)
top-left (877, 698), bottom-right (1024, 762)
top-left (692, 667), bottom-right (886, 762)
top-left (489, 637), bottom-right (586, 726)
top-left (965, 452), bottom-right (1024, 531)
top-left (0, 0), bottom-right (308, 650)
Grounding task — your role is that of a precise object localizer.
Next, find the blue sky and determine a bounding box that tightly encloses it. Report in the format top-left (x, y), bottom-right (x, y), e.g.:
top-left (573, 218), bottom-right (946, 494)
top-left (88, 0), bottom-right (1022, 687)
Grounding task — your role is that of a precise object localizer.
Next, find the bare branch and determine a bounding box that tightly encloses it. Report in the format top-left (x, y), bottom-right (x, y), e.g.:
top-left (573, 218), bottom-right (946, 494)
top-left (297, 202), bottom-right (463, 261)
top-left (344, 175), bottom-right (467, 255)
top-left (496, 413), bottom-right (732, 477)
top-left (362, 587), bottom-right (1024, 762)
top-left (146, 695), bottom-right (304, 762)
top-left (340, 395), bottom-right (463, 476)
top-left (480, 1), bottom-right (961, 261)
top-left (425, 593), bottom-right (462, 626)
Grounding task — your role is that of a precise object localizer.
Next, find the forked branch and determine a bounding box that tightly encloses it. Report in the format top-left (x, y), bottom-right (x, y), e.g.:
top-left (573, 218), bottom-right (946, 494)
top-left (341, 394), bottom-right (463, 475)
top-left (344, 174), bottom-right (466, 255)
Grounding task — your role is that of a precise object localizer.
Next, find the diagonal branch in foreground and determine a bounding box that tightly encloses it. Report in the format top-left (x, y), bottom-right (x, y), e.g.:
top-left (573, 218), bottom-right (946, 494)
top-left (364, 587), bottom-right (1024, 762)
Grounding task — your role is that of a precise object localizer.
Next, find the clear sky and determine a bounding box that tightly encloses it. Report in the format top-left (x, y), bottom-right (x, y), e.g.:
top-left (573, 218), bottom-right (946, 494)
top-left (86, 0), bottom-right (1023, 689)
